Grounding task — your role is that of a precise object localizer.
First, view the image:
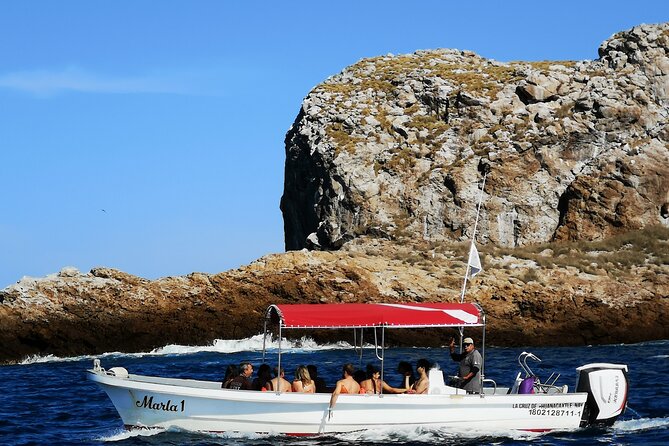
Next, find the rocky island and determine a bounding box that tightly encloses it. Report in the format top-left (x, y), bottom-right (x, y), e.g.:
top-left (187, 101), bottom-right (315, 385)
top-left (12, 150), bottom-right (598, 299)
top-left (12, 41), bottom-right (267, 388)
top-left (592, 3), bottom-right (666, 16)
top-left (1, 23), bottom-right (668, 363)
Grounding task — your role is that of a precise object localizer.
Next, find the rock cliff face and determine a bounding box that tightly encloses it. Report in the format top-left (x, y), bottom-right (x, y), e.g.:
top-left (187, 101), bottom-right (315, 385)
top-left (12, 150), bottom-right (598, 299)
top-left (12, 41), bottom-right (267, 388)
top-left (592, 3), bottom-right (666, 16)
top-left (281, 23), bottom-right (669, 250)
top-left (2, 23), bottom-right (668, 363)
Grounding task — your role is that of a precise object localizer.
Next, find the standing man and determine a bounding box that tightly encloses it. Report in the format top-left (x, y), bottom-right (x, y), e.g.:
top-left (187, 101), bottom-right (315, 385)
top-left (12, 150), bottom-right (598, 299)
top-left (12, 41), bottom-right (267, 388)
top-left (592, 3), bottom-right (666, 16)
top-left (228, 362), bottom-right (254, 390)
top-left (449, 337), bottom-right (482, 394)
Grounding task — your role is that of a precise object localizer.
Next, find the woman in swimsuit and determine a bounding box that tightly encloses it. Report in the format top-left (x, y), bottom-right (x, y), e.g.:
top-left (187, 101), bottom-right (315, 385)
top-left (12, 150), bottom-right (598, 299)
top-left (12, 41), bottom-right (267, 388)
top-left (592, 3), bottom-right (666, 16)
top-left (328, 363), bottom-right (360, 417)
top-left (221, 364), bottom-right (239, 389)
top-left (292, 365), bottom-right (315, 393)
top-left (252, 363), bottom-right (273, 391)
top-left (360, 364), bottom-right (408, 394)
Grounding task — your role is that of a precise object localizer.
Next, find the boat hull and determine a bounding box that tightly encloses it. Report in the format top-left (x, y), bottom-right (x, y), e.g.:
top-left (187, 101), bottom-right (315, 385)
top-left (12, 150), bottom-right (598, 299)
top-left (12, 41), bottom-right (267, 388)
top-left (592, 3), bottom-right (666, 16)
top-left (88, 370), bottom-right (589, 434)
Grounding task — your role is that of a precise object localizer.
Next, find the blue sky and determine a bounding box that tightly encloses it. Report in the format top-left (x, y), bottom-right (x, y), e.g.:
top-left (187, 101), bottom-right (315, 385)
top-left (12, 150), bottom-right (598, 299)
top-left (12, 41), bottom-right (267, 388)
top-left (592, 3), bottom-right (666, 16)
top-left (1, 1), bottom-right (667, 288)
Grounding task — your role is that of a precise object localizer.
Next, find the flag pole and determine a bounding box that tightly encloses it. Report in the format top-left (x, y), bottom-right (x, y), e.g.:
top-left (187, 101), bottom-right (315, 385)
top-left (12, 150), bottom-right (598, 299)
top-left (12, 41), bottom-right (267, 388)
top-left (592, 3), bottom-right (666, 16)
top-left (459, 171), bottom-right (487, 303)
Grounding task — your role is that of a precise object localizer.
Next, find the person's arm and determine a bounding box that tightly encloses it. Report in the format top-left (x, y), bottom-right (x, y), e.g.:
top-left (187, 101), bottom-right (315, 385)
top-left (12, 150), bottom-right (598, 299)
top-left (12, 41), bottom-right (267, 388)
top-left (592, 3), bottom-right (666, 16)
top-left (382, 380), bottom-right (408, 394)
top-left (292, 380), bottom-right (303, 392)
top-left (462, 365), bottom-right (480, 381)
top-left (449, 338), bottom-right (464, 361)
top-left (452, 352), bottom-right (466, 361)
top-left (328, 381), bottom-right (343, 418)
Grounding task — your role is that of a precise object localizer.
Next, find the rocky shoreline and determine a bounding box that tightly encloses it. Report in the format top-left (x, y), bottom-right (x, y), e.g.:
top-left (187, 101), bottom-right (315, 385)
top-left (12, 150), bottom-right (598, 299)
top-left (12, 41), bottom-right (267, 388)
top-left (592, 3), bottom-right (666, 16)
top-left (2, 233), bottom-right (667, 364)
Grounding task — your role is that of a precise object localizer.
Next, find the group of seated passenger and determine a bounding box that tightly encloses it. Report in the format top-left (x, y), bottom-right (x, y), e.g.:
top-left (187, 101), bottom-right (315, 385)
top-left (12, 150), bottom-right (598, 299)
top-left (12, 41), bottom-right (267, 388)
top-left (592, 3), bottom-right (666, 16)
top-left (375, 359), bottom-right (433, 394)
top-left (221, 359), bottom-right (434, 396)
top-left (359, 364), bottom-right (407, 394)
top-left (327, 359), bottom-right (433, 416)
top-left (221, 362), bottom-right (326, 393)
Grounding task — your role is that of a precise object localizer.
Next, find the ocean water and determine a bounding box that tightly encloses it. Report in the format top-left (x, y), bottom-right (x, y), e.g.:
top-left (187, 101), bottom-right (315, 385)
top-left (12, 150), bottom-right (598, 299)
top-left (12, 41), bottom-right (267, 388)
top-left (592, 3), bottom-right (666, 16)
top-left (2, 337), bottom-right (668, 446)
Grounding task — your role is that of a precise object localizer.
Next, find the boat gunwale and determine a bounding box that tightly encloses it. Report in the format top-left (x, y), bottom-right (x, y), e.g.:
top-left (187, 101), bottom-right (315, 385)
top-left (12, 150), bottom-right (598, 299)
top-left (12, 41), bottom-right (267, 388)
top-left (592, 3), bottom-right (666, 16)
top-left (87, 369), bottom-right (589, 404)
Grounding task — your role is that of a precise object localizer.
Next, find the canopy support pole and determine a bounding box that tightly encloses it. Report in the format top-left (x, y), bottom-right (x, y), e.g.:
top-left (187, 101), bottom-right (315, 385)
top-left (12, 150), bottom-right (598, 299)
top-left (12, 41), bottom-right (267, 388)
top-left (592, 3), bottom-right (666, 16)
top-left (276, 325), bottom-right (282, 395)
top-left (262, 318), bottom-right (268, 363)
top-left (374, 327), bottom-right (385, 362)
top-left (480, 313), bottom-right (487, 397)
top-left (380, 326), bottom-right (385, 396)
top-left (354, 328), bottom-right (364, 367)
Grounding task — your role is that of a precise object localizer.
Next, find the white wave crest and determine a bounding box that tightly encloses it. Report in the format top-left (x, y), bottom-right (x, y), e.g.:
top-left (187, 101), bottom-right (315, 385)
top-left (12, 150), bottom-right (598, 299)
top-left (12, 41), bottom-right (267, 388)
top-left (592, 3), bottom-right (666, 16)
top-left (332, 424), bottom-right (544, 443)
top-left (20, 354), bottom-right (71, 365)
top-left (19, 350), bottom-right (127, 365)
top-left (151, 334), bottom-right (359, 355)
top-left (97, 427), bottom-right (164, 442)
top-left (17, 334), bottom-right (362, 364)
top-left (98, 426), bottom-right (270, 442)
top-left (614, 416), bottom-right (669, 432)
top-left (204, 430), bottom-right (271, 440)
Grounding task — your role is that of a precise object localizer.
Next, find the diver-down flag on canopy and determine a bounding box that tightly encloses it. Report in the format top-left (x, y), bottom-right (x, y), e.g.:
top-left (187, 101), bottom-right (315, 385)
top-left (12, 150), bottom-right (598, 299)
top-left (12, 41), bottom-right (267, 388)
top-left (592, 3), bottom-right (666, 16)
top-left (468, 243), bottom-right (482, 277)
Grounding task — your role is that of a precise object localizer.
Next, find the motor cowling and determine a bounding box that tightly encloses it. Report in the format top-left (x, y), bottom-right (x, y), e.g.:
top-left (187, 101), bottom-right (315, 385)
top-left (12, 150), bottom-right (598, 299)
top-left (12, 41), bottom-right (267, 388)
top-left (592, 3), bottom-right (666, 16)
top-left (575, 363), bottom-right (628, 427)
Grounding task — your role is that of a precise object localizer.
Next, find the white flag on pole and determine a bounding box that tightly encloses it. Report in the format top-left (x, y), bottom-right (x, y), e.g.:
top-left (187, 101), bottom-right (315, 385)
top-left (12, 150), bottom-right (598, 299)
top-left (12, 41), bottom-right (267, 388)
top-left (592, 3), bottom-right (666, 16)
top-left (468, 243), bottom-right (482, 277)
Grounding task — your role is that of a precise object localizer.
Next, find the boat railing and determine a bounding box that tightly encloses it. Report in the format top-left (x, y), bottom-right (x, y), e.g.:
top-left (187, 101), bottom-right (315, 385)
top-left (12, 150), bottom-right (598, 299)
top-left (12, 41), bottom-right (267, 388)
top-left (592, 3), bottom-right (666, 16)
top-left (373, 327), bottom-right (385, 361)
top-left (513, 352), bottom-right (568, 394)
top-left (518, 351), bottom-right (541, 376)
top-left (544, 372), bottom-right (561, 387)
top-left (534, 380), bottom-right (568, 394)
top-left (482, 378), bottom-right (497, 395)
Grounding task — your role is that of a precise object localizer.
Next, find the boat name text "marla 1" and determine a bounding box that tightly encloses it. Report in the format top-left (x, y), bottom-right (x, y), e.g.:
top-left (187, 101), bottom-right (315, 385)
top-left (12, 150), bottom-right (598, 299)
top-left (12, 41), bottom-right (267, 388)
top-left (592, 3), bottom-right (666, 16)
top-left (135, 395), bottom-right (185, 412)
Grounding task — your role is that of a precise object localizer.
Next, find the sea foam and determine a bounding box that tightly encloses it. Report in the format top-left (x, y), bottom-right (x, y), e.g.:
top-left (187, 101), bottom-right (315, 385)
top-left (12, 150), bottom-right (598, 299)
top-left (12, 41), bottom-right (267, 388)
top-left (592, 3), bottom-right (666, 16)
top-left (18, 334), bottom-right (362, 365)
top-left (614, 416), bottom-right (669, 432)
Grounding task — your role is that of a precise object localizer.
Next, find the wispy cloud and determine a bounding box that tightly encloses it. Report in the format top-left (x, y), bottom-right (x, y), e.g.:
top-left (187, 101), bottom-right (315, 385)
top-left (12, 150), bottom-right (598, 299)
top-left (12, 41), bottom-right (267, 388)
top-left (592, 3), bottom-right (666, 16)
top-left (0, 67), bottom-right (218, 96)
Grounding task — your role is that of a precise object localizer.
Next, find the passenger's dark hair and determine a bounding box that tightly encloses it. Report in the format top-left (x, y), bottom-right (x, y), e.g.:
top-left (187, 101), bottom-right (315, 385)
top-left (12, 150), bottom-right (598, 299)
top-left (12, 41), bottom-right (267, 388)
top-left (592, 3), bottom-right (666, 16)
top-left (252, 363), bottom-right (272, 391)
top-left (416, 358), bottom-right (433, 371)
top-left (222, 364), bottom-right (239, 388)
top-left (397, 361), bottom-right (414, 375)
top-left (353, 370), bottom-right (366, 383)
top-left (223, 364), bottom-right (239, 381)
top-left (307, 364), bottom-right (318, 378)
top-left (256, 363), bottom-right (272, 380)
top-left (342, 363), bottom-right (355, 377)
top-left (366, 363), bottom-right (380, 379)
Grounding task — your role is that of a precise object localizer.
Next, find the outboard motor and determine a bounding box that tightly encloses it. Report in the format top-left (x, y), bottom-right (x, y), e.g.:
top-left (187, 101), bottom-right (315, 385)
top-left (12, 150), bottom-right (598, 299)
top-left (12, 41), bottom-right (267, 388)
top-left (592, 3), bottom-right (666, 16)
top-left (575, 363), bottom-right (628, 427)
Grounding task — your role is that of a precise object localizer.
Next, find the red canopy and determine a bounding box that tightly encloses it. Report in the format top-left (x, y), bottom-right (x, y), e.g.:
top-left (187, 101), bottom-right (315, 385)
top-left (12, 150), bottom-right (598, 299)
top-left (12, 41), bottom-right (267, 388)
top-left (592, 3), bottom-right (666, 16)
top-left (266, 302), bottom-right (484, 329)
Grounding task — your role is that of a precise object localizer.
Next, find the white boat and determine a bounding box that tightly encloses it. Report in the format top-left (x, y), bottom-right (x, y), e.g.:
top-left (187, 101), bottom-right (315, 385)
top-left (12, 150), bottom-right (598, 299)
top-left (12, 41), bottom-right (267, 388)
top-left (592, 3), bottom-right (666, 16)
top-left (88, 302), bottom-right (629, 434)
